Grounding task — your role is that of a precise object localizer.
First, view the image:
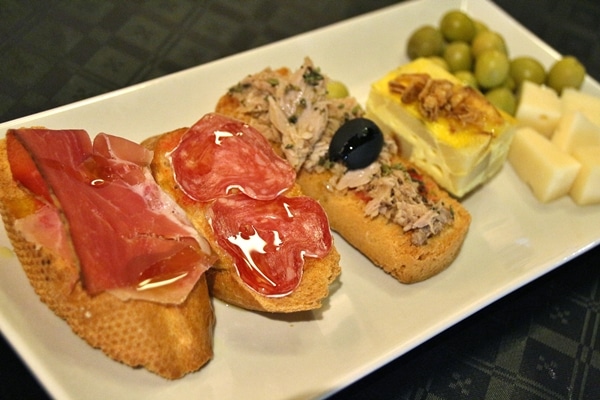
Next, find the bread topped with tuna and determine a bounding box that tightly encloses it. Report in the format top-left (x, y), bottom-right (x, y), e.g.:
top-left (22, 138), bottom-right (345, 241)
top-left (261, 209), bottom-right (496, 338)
top-left (215, 57), bottom-right (471, 283)
top-left (142, 113), bottom-right (341, 312)
top-left (0, 129), bottom-right (216, 379)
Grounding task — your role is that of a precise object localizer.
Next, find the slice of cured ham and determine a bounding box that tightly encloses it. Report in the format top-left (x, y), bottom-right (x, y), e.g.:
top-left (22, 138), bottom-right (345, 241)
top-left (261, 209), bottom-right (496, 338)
top-left (168, 113), bottom-right (296, 202)
top-left (7, 128), bottom-right (215, 304)
top-left (207, 193), bottom-right (332, 297)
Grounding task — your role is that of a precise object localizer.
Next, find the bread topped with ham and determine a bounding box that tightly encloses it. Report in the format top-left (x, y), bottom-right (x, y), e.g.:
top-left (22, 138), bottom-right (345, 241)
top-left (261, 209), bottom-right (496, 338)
top-left (143, 113), bottom-right (341, 313)
top-left (215, 57), bottom-right (471, 283)
top-left (0, 113), bottom-right (341, 379)
top-left (0, 129), bottom-right (216, 379)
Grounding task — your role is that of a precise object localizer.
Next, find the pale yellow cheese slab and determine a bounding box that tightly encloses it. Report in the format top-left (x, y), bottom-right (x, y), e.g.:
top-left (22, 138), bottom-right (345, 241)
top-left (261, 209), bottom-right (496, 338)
top-left (515, 81), bottom-right (561, 138)
top-left (508, 127), bottom-right (581, 203)
top-left (552, 110), bottom-right (600, 154)
top-left (570, 145), bottom-right (600, 205)
top-left (561, 88), bottom-right (600, 128)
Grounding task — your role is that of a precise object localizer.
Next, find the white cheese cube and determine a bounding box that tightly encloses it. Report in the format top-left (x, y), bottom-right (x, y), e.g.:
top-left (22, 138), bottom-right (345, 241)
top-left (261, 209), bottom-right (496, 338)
top-left (552, 111), bottom-right (600, 154)
top-left (515, 81), bottom-right (561, 137)
top-left (561, 88), bottom-right (600, 128)
top-left (570, 145), bottom-right (600, 205)
top-left (508, 127), bottom-right (581, 202)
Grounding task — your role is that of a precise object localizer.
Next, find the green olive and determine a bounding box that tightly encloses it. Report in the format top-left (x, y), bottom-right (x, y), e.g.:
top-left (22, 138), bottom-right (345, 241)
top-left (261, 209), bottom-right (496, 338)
top-left (502, 75), bottom-right (516, 92)
top-left (472, 19), bottom-right (489, 35)
top-left (509, 56), bottom-right (546, 88)
top-left (546, 56), bottom-right (586, 94)
top-left (443, 41), bottom-right (473, 72)
top-left (439, 10), bottom-right (476, 42)
top-left (475, 49), bottom-right (510, 89)
top-left (454, 70), bottom-right (478, 88)
top-left (406, 25), bottom-right (445, 59)
top-left (326, 80), bottom-right (350, 99)
top-left (485, 87), bottom-right (517, 115)
top-left (471, 30), bottom-right (507, 59)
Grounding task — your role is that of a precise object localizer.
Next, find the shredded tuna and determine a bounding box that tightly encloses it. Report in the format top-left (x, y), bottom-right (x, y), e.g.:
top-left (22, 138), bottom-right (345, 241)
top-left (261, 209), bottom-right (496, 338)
top-left (335, 162), bottom-right (380, 190)
top-left (324, 137), bottom-right (454, 246)
top-left (226, 58), bottom-right (454, 246)
top-left (227, 57), bottom-right (362, 171)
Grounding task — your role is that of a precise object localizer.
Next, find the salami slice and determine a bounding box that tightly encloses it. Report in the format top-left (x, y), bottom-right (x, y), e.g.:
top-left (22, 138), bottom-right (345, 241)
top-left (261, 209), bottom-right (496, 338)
top-left (207, 193), bottom-right (332, 297)
top-left (7, 128), bottom-right (215, 304)
top-left (169, 113), bottom-right (296, 202)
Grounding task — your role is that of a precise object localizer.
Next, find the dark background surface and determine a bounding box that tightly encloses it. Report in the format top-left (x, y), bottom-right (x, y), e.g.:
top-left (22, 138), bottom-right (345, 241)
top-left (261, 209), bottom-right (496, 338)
top-left (1, 0), bottom-right (599, 399)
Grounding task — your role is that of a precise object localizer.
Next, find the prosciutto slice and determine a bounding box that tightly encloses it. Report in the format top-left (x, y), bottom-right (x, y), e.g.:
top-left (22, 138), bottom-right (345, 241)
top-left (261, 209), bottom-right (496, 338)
top-left (7, 128), bottom-right (215, 304)
top-left (207, 193), bottom-right (332, 297)
top-left (168, 113), bottom-right (296, 202)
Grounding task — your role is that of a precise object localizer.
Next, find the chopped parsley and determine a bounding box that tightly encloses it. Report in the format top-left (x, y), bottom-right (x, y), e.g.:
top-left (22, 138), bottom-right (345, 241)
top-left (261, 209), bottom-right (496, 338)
top-left (303, 67), bottom-right (324, 86)
top-left (285, 83), bottom-right (300, 94)
top-left (381, 163), bottom-right (406, 176)
top-left (319, 156), bottom-right (335, 169)
top-left (228, 83), bottom-right (250, 93)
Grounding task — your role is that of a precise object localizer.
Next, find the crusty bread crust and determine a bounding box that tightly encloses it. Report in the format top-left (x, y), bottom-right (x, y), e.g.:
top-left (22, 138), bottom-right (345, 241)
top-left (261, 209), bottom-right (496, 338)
top-left (296, 164), bottom-right (471, 283)
top-left (0, 138), bottom-right (214, 379)
top-left (216, 85), bottom-right (471, 284)
top-left (143, 128), bottom-right (341, 313)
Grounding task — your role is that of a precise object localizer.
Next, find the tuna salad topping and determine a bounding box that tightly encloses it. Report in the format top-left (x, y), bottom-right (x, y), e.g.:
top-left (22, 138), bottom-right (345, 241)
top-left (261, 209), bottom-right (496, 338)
top-left (226, 58), bottom-right (454, 245)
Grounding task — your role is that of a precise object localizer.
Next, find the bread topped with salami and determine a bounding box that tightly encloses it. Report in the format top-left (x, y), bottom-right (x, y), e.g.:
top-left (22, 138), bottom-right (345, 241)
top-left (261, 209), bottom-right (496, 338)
top-left (215, 57), bottom-right (471, 283)
top-left (143, 113), bottom-right (341, 313)
top-left (0, 129), bottom-right (216, 379)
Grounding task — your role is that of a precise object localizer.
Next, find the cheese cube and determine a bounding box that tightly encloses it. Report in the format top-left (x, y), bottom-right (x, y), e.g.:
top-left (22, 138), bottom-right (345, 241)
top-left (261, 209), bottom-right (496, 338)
top-left (552, 111), bottom-right (600, 154)
top-left (515, 81), bottom-right (561, 137)
top-left (561, 88), bottom-right (600, 128)
top-left (508, 127), bottom-right (581, 202)
top-left (570, 145), bottom-right (600, 205)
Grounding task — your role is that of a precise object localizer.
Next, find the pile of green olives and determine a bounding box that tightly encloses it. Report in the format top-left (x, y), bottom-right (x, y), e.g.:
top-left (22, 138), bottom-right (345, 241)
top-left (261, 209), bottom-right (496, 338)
top-left (406, 10), bottom-right (586, 115)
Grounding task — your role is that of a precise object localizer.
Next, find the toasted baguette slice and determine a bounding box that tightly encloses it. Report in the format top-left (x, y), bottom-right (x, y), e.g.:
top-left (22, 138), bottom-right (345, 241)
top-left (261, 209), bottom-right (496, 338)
top-left (296, 159), bottom-right (471, 283)
top-left (143, 128), bottom-right (341, 313)
top-left (215, 59), bottom-right (471, 283)
top-left (0, 138), bottom-right (214, 379)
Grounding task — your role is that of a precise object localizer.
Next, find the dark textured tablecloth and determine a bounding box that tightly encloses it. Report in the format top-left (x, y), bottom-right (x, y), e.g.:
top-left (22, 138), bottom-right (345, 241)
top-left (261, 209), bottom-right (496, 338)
top-left (1, 1), bottom-right (599, 399)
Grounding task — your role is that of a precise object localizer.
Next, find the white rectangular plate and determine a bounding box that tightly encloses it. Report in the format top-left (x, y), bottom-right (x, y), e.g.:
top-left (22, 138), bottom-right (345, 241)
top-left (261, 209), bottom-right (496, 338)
top-left (1, 0), bottom-right (599, 399)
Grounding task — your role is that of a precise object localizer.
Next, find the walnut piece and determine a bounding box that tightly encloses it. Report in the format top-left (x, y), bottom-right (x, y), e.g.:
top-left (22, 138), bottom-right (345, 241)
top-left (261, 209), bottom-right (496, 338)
top-left (389, 73), bottom-right (504, 135)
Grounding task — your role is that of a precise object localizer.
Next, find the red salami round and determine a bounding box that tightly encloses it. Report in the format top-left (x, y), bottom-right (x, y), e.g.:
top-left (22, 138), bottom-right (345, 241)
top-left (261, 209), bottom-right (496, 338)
top-left (169, 113), bottom-right (296, 202)
top-left (207, 193), bottom-right (332, 297)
